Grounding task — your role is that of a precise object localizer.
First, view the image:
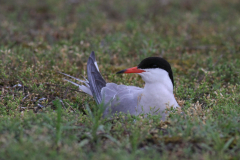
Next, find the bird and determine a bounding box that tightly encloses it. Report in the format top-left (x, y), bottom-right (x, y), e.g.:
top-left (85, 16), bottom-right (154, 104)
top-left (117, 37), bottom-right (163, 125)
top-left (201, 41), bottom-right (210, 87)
top-left (61, 51), bottom-right (179, 120)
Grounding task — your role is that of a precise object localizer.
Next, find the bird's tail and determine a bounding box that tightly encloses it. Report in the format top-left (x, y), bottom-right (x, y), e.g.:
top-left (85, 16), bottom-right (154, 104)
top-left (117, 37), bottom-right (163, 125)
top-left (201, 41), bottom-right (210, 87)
top-left (60, 71), bottom-right (93, 96)
top-left (61, 51), bottom-right (106, 104)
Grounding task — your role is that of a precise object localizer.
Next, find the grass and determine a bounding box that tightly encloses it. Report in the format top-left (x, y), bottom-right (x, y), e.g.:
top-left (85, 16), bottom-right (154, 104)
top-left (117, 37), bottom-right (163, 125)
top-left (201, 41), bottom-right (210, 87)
top-left (0, 0), bottom-right (240, 159)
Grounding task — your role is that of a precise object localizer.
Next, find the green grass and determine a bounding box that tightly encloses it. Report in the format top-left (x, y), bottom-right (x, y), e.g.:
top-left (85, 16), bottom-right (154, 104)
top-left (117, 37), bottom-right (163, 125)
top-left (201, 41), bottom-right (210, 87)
top-left (0, 0), bottom-right (240, 159)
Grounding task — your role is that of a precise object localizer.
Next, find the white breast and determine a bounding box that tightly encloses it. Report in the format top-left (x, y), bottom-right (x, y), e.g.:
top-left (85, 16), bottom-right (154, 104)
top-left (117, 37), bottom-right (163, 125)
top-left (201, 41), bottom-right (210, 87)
top-left (136, 68), bottom-right (179, 120)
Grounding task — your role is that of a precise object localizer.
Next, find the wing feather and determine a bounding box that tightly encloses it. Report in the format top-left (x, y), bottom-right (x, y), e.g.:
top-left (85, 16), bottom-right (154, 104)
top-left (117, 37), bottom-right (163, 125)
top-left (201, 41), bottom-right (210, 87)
top-left (87, 51), bottom-right (106, 104)
top-left (101, 83), bottom-right (143, 116)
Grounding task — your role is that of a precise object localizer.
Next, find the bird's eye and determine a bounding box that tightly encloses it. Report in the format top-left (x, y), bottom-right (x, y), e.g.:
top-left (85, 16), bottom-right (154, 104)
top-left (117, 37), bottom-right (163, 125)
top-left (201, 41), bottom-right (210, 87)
top-left (152, 64), bottom-right (157, 68)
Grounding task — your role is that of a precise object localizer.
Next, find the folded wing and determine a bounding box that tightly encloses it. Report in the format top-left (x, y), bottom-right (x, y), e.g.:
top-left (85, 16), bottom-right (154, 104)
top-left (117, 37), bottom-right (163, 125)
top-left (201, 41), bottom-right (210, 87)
top-left (101, 83), bottom-right (143, 116)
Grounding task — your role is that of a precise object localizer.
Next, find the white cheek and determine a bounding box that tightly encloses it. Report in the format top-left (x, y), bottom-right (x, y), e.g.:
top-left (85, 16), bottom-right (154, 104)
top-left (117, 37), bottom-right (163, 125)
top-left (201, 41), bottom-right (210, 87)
top-left (138, 72), bottom-right (152, 82)
top-left (138, 68), bottom-right (169, 83)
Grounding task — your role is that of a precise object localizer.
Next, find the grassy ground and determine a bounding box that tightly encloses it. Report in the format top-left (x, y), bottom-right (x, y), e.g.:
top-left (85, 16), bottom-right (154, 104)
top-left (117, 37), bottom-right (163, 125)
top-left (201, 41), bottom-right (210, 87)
top-left (0, 0), bottom-right (240, 159)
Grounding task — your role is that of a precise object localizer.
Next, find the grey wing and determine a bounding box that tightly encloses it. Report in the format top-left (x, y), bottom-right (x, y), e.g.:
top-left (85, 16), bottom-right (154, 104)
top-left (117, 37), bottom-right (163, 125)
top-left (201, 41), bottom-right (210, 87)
top-left (87, 51), bottom-right (106, 104)
top-left (101, 83), bottom-right (143, 116)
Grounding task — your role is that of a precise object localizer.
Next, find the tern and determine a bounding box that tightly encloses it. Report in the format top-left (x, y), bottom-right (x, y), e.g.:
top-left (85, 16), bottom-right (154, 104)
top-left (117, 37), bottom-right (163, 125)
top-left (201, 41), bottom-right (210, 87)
top-left (61, 51), bottom-right (179, 120)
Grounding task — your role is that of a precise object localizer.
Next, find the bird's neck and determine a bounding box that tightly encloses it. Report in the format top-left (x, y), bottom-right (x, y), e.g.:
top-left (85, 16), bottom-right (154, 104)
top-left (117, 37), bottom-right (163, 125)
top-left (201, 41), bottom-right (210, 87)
top-left (143, 76), bottom-right (174, 94)
top-left (143, 82), bottom-right (173, 96)
top-left (142, 80), bottom-right (178, 109)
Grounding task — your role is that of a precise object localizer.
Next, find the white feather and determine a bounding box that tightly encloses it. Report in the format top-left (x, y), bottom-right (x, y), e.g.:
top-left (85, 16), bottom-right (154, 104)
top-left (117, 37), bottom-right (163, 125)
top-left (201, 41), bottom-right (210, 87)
top-left (63, 78), bottom-right (92, 96)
